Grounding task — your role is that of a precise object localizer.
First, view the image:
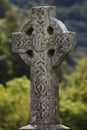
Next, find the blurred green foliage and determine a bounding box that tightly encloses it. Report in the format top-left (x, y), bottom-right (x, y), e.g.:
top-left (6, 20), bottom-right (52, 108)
top-left (0, 0), bottom-right (31, 83)
top-left (0, 58), bottom-right (87, 130)
top-left (0, 0), bottom-right (87, 83)
top-left (0, 0), bottom-right (87, 130)
top-left (60, 58), bottom-right (87, 130)
top-left (0, 76), bottom-right (30, 130)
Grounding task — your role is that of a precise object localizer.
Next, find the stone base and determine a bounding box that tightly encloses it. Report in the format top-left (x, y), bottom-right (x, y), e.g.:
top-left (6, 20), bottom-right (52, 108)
top-left (20, 124), bottom-right (70, 130)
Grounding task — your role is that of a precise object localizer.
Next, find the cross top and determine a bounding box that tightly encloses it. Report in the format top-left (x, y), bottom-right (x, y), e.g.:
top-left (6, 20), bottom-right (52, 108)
top-left (12, 6), bottom-right (76, 67)
top-left (12, 6), bottom-right (76, 130)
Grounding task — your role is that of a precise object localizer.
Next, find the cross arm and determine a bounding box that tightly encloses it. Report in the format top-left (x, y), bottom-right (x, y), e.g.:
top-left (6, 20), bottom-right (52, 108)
top-left (50, 31), bottom-right (76, 67)
top-left (12, 32), bottom-right (32, 53)
top-left (59, 32), bottom-right (76, 52)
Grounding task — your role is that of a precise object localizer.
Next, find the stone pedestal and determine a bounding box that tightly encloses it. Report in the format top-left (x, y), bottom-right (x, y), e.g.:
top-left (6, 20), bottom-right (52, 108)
top-left (20, 124), bottom-right (70, 130)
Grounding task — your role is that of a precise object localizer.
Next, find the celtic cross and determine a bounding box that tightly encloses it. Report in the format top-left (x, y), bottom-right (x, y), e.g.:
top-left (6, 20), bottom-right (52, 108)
top-left (12, 6), bottom-right (76, 130)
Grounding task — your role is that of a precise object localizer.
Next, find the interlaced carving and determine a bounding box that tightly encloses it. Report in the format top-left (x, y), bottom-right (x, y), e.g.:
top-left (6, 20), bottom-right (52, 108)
top-left (12, 6), bottom-right (76, 127)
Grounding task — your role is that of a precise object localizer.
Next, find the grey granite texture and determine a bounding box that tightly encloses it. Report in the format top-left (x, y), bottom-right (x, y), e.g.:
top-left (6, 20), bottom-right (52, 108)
top-left (12, 6), bottom-right (76, 130)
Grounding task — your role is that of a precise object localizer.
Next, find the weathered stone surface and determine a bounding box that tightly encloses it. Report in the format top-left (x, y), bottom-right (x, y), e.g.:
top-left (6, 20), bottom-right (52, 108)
top-left (20, 124), bottom-right (70, 130)
top-left (12, 6), bottom-right (76, 129)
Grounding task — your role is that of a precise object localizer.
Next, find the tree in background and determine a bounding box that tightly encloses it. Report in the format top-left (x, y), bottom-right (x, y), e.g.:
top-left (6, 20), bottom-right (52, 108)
top-left (60, 57), bottom-right (87, 130)
top-left (0, 1), bottom-right (31, 83)
top-left (0, 0), bottom-right (11, 18)
top-left (0, 0), bottom-right (87, 83)
top-left (0, 16), bottom-right (18, 83)
top-left (0, 58), bottom-right (87, 130)
top-left (0, 76), bottom-right (30, 130)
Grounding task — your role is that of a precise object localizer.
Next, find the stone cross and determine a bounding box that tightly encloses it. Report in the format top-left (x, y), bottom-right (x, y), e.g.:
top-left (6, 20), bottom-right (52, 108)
top-left (12, 6), bottom-right (76, 130)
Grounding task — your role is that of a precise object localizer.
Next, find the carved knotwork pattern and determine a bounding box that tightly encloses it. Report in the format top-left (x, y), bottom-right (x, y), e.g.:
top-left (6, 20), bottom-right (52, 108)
top-left (30, 52), bottom-right (57, 124)
top-left (12, 6), bottom-right (76, 125)
top-left (12, 33), bottom-right (32, 52)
